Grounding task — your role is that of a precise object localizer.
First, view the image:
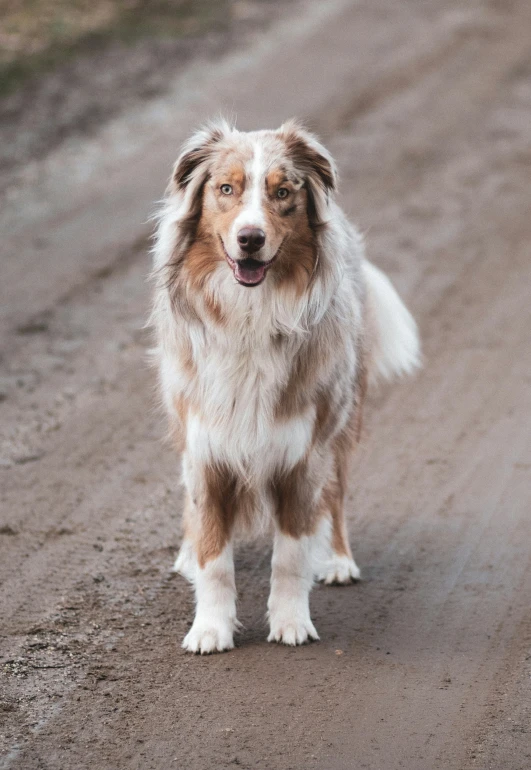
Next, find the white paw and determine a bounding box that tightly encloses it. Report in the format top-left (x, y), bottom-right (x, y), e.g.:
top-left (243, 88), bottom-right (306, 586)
top-left (315, 554), bottom-right (361, 585)
top-left (268, 615), bottom-right (320, 646)
top-left (172, 541), bottom-right (197, 583)
top-left (182, 617), bottom-right (236, 654)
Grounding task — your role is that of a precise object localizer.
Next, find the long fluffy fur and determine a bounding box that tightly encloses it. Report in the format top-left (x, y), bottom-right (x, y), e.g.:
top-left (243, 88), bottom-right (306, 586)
top-left (362, 260), bottom-right (421, 386)
top-left (151, 119), bottom-right (420, 653)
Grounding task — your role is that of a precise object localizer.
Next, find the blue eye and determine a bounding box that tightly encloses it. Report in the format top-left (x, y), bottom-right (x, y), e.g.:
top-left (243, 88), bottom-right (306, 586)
top-left (277, 187), bottom-right (289, 199)
top-left (220, 184), bottom-right (233, 195)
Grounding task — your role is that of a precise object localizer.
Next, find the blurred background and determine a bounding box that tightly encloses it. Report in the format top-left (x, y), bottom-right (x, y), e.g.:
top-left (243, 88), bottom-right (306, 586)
top-left (0, 0), bottom-right (287, 176)
top-left (1, 2), bottom-right (530, 769)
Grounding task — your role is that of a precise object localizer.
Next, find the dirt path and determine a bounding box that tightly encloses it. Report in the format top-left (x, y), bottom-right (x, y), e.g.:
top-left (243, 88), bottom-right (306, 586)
top-left (1, 0), bottom-right (531, 768)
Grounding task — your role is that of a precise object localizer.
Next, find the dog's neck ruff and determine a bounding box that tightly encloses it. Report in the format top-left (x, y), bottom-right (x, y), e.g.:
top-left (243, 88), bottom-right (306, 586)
top-left (192, 246), bottom-right (341, 345)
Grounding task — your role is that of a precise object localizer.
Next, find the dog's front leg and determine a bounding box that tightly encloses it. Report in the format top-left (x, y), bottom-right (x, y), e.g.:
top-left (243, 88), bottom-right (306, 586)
top-left (267, 529), bottom-right (319, 645)
top-left (268, 462), bottom-right (323, 645)
top-left (181, 462), bottom-right (239, 654)
top-left (182, 539), bottom-right (237, 654)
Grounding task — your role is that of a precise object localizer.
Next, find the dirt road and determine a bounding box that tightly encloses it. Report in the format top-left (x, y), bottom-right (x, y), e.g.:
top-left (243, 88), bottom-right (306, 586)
top-left (1, 0), bottom-right (531, 767)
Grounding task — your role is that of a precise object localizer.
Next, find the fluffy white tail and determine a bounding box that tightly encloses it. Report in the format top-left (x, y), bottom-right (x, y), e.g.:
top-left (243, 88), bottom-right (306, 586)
top-left (362, 260), bottom-right (421, 386)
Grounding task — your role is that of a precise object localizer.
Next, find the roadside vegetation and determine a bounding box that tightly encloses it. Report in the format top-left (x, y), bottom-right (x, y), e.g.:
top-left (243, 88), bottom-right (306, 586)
top-left (0, 0), bottom-right (231, 97)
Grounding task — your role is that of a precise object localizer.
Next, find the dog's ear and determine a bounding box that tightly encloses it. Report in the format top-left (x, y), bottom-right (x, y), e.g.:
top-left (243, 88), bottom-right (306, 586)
top-left (280, 119), bottom-right (338, 228)
top-left (172, 121), bottom-right (228, 189)
top-left (162, 120), bottom-right (232, 280)
top-left (169, 119), bottom-right (232, 217)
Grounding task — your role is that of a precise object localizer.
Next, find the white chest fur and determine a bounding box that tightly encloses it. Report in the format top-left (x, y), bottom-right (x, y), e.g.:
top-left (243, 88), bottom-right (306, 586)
top-left (183, 333), bottom-right (315, 481)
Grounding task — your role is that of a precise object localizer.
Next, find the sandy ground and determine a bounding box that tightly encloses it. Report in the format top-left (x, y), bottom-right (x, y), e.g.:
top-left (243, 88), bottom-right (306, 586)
top-left (1, 0), bottom-right (531, 767)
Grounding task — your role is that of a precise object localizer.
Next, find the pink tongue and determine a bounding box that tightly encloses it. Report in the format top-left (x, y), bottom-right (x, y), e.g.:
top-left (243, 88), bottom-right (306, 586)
top-left (235, 262), bottom-right (266, 285)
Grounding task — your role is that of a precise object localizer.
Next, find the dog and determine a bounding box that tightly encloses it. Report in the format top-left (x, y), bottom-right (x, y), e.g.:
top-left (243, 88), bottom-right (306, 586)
top-left (151, 119), bottom-right (420, 653)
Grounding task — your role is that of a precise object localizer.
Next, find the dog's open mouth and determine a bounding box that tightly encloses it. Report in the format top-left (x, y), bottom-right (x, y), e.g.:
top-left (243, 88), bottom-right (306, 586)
top-left (233, 257), bottom-right (274, 286)
top-left (223, 246), bottom-right (276, 287)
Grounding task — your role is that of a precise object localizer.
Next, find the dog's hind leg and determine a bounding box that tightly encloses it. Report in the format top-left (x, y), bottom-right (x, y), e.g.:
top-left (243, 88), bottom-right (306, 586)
top-left (173, 538), bottom-right (197, 582)
top-left (313, 511), bottom-right (361, 585)
top-left (313, 431), bottom-right (361, 585)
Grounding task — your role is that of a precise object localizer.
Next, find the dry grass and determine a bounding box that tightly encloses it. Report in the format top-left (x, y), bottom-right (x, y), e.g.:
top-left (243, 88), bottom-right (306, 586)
top-left (0, 0), bottom-right (231, 96)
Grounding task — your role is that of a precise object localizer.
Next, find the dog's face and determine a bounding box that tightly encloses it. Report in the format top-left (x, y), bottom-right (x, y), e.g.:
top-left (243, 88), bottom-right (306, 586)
top-left (203, 143), bottom-right (309, 287)
top-left (171, 120), bottom-right (337, 290)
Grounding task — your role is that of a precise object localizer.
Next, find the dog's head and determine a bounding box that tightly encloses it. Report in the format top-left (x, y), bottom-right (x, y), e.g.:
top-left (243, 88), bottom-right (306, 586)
top-left (169, 119), bottom-right (337, 290)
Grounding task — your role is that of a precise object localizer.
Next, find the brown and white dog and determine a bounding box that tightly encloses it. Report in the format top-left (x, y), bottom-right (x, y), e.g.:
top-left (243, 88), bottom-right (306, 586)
top-left (151, 119), bottom-right (420, 653)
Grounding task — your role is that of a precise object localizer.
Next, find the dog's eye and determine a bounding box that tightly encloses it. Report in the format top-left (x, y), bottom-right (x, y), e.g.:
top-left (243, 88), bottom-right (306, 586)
top-left (220, 184), bottom-right (233, 195)
top-left (277, 187), bottom-right (289, 199)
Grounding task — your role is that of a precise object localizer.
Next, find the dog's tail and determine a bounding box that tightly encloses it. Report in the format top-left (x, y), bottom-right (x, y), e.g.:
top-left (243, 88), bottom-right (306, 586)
top-left (361, 260), bottom-right (421, 387)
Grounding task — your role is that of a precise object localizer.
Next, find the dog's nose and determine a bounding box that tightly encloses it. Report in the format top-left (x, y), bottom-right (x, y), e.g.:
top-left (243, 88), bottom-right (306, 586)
top-left (237, 227), bottom-right (266, 253)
